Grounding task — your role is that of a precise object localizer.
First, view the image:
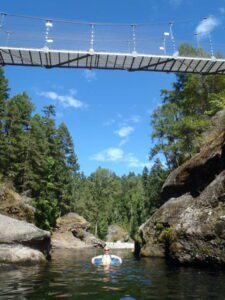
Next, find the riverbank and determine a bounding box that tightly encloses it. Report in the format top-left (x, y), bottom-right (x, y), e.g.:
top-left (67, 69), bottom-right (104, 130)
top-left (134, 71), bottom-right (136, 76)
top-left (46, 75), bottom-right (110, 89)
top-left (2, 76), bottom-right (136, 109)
top-left (106, 241), bottom-right (134, 249)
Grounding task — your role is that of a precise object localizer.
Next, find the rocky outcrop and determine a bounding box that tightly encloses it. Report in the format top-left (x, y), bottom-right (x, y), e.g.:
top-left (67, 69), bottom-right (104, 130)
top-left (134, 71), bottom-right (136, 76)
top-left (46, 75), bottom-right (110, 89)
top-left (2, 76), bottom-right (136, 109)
top-left (138, 131), bottom-right (225, 267)
top-left (161, 132), bottom-right (225, 202)
top-left (0, 184), bottom-right (35, 223)
top-left (52, 213), bottom-right (105, 249)
top-left (0, 213), bottom-right (51, 264)
top-left (106, 225), bottom-right (131, 242)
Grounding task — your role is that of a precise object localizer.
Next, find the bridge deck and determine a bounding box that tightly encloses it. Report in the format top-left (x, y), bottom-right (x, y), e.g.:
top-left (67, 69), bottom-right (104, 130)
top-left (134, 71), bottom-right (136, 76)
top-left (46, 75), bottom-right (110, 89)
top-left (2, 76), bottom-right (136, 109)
top-left (1, 47), bottom-right (225, 75)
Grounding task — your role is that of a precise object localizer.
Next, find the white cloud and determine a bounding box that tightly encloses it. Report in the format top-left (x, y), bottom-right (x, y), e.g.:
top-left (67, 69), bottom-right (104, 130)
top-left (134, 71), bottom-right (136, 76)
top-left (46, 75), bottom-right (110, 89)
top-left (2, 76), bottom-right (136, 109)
top-left (103, 114), bottom-right (141, 147)
top-left (90, 147), bottom-right (151, 169)
top-left (195, 16), bottom-right (220, 38)
top-left (115, 126), bottom-right (134, 138)
top-left (83, 70), bottom-right (96, 82)
top-left (125, 153), bottom-right (152, 169)
top-left (91, 148), bottom-right (124, 162)
top-left (37, 90), bottom-right (85, 109)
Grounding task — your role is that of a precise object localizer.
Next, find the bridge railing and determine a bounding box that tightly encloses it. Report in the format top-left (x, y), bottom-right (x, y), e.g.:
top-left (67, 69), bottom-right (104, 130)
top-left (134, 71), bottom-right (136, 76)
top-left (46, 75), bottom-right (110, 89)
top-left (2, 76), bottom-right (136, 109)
top-left (0, 12), bottom-right (225, 58)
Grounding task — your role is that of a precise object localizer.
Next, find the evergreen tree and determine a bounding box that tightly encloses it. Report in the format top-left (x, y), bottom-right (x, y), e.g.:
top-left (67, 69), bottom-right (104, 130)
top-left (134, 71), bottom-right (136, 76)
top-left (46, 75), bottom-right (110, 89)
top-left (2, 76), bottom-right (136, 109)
top-left (3, 93), bottom-right (34, 183)
top-left (150, 44), bottom-right (225, 169)
top-left (0, 67), bottom-right (9, 176)
top-left (0, 66), bottom-right (9, 125)
top-left (54, 122), bottom-right (79, 215)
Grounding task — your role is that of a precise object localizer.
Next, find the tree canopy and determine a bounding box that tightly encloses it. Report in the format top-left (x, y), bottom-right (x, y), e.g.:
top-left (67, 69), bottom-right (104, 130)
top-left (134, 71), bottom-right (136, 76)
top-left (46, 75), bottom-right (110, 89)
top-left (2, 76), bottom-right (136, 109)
top-left (0, 66), bottom-right (167, 236)
top-left (150, 44), bottom-right (225, 169)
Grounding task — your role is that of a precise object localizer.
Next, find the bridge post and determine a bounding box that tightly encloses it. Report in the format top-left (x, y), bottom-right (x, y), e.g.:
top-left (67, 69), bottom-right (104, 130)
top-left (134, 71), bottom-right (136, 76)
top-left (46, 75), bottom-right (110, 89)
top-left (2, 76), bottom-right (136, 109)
top-left (89, 24), bottom-right (95, 52)
top-left (208, 33), bottom-right (215, 59)
top-left (131, 24), bottom-right (137, 54)
top-left (44, 20), bottom-right (53, 49)
top-left (169, 22), bottom-right (176, 55)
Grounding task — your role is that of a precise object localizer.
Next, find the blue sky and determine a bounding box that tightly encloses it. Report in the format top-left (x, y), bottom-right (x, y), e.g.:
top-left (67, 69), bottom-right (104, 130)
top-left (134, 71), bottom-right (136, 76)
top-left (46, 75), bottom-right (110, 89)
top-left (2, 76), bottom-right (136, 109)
top-left (1, 0), bottom-right (225, 175)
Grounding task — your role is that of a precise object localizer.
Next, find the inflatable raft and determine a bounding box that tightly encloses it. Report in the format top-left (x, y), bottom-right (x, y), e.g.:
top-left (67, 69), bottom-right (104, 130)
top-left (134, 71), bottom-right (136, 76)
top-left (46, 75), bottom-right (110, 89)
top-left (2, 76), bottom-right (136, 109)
top-left (91, 255), bottom-right (122, 266)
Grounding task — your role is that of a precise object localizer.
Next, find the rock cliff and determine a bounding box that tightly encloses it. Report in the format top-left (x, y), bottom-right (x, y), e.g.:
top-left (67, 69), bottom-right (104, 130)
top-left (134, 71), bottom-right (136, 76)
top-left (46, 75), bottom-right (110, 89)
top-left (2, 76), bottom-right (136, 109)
top-left (138, 131), bottom-right (225, 267)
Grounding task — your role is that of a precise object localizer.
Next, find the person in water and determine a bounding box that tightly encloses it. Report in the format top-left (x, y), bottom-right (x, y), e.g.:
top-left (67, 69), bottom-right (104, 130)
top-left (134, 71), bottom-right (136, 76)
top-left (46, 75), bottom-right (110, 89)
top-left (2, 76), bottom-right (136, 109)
top-left (102, 246), bottom-right (111, 265)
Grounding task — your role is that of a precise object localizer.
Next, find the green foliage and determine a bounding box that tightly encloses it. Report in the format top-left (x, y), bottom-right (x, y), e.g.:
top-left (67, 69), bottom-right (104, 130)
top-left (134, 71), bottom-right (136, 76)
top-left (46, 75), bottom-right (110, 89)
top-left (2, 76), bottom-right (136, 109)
top-left (150, 44), bottom-right (225, 169)
top-left (0, 66), bottom-right (167, 236)
top-left (0, 67), bottom-right (79, 229)
top-left (35, 193), bottom-right (59, 230)
top-left (72, 161), bottom-right (167, 239)
top-left (155, 223), bottom-right (177, 243)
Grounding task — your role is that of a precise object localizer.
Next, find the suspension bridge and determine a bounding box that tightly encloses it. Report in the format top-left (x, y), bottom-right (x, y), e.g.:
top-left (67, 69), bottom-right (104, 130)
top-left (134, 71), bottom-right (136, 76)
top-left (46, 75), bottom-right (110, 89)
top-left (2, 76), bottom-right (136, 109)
top-left (0, 12), bottom-right (225, 75)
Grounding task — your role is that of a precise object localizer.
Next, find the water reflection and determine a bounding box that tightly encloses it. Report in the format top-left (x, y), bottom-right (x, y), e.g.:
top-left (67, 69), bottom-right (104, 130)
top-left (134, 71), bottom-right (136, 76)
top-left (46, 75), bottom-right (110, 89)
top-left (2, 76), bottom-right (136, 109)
top-left (0, 249), bottom-right (225, 299)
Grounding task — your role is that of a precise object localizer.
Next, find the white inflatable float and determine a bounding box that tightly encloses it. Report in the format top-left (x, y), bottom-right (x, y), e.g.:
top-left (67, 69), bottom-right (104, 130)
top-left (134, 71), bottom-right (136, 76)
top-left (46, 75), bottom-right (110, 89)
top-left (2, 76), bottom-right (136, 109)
top-left (91, 255), bottom-right (122, 266)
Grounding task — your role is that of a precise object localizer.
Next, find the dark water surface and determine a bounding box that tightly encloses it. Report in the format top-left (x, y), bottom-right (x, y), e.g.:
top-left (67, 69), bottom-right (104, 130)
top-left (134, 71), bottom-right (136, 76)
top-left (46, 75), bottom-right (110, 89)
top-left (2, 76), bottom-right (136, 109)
top-left (0, 249), bottom-right (225, 299)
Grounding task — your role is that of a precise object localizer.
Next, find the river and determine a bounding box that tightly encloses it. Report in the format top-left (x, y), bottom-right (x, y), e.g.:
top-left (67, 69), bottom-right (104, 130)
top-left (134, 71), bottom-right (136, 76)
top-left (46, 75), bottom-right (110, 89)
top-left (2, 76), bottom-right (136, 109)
top-left (0, 249), bottom-right (225, 299)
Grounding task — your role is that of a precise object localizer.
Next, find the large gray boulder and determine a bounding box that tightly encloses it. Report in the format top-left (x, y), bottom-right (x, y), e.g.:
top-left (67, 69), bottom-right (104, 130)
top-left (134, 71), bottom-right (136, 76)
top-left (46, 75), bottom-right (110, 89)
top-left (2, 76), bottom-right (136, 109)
top-left (0, 214), bottom-right (51, 253)
top-left (0, 213), bottom-right (51, 264)
top-left (52, 213), bottom-right (105, 249)
top-left (138, 131), bottom-right (225, 267)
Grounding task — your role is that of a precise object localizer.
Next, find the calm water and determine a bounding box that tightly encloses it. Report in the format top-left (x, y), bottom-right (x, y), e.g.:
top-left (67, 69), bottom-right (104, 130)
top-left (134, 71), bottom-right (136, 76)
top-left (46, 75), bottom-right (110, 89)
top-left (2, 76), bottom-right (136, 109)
top-left (0, 249), bottom-right (225, 300)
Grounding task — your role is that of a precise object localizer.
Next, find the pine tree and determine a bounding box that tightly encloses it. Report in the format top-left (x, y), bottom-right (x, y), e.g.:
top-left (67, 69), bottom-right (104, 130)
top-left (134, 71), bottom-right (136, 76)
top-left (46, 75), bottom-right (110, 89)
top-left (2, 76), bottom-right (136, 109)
top-left (0, 67), bottom-right (9, 176)
top-left (2, 93), bottom-right (34, 183)
top-left (150, 44), bottom-right (225, 169)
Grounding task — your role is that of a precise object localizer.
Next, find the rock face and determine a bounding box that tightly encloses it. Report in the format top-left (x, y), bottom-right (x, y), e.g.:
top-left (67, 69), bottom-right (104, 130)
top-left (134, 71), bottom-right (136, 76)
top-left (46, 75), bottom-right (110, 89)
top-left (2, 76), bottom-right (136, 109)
top-left (0, 213), bottom-right (51, 264)
top-left (0, 184), bottom-right (35, 223)
top-left (106, 225), bottom-right (130, 242)
top-left (52, 213), bottom-right (105, 249)
top-left (138, 131), bottom-right (225, 267)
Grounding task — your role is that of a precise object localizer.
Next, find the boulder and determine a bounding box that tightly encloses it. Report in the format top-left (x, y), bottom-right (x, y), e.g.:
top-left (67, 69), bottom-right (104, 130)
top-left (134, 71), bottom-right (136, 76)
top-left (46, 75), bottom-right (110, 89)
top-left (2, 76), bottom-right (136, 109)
top-left (138, 130), bottom-right (225, 267)
top-left (0, 213), bottom-right (51, 263)
top-left (0, 244), bottom-right (46, 264)
top-left (106, 225), bottom-right (130, 242)
top-left (71, 227), bottom-right (105, 248)
top-left (52, 213), bottom-right (105, 249)
top-left (0, 214), bottom-right (51, 253)
top-left (55, 212), bottom-right (90, 231)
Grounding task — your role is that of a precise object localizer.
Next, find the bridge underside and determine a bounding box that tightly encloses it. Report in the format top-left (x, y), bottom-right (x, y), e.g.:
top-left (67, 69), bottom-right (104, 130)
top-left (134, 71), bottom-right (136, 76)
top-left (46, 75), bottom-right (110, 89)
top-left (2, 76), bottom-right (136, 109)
top-left (1, 47), bottom-right (225, 75)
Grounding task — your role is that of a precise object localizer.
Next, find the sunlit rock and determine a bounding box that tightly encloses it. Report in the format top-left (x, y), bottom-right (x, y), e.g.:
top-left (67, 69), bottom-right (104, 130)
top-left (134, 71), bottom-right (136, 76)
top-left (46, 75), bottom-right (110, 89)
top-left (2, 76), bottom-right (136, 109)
top-left (138, 130), bottom-right (225, 267)
top-left (52, 213), bottom-right (105, 249)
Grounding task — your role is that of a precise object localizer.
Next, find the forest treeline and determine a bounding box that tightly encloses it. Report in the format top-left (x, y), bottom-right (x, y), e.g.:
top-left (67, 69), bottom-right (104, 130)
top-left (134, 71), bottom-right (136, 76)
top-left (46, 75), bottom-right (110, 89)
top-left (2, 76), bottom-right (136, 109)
top-left (0, 66), bottom-right (167, 237)
top-left (1, 44), bottom-right (225, 238)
